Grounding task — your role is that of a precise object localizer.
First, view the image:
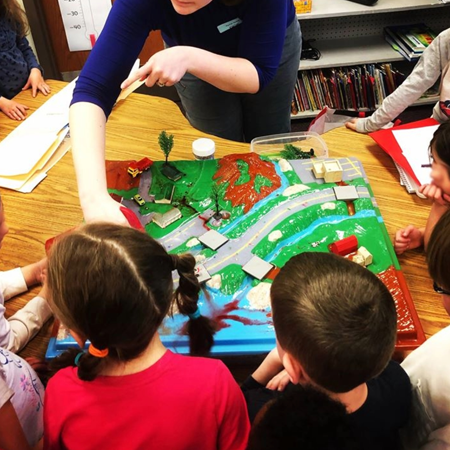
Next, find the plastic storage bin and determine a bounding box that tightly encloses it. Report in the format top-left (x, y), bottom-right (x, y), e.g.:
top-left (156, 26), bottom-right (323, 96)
top-left (250, 131), bottom-right (328, 159)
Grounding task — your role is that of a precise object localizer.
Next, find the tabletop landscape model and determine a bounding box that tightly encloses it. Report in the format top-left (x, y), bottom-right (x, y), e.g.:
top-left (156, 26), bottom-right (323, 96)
top-left (46, 138), bottom-right (425, 358)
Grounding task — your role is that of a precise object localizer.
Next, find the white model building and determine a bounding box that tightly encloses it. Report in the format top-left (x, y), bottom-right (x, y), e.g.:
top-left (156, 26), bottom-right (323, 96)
top-left (152, 207), bottom-right (182, 229)
top-left (198, 229), bottom-right (229, 251)
top-left (312, 159), bottom-right (343, 183)
top-left (312, 160), bottom-right (325, 178)
top-left (357, 246), bottom-right (373, 266)
top-left (242, 256), bottom-right (274, 280)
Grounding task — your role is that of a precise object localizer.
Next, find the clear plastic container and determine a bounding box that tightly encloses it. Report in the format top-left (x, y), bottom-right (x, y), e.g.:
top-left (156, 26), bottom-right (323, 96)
top-left (250, 132), bottom-right (328, 159)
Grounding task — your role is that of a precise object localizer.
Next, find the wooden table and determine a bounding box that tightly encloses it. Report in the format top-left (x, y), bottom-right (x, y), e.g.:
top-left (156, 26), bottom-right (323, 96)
top-left (1, 80), bottom-right (448, 365)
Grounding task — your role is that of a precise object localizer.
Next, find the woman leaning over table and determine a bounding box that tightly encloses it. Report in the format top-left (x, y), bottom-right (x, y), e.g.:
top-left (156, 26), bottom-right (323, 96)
top-left (70, 0), bottom-right (301, 225)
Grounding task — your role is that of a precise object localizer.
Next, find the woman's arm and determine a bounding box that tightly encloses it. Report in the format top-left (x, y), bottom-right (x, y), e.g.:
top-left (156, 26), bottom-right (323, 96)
top-left (69, 103), bottom-right (128, 224)
top-left (122, 46), bottom-right (259, 93)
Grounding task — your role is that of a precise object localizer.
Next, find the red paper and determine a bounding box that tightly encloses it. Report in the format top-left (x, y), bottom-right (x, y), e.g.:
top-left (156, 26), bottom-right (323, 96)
top-left (369, 118), bottom-right (438, 186)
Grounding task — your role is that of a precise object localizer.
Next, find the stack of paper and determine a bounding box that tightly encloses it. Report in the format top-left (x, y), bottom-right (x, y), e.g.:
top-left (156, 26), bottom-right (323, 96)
top-left (369, 118), bottom-right (438, 196)
top-left (0, 80), bottom-right (76, 193)
top-left (392, 125), bottom-right (438, 187)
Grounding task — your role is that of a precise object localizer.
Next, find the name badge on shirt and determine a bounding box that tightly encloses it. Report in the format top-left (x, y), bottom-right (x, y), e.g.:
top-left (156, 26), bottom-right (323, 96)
top-left (217, 18), bottom-right (242, 34)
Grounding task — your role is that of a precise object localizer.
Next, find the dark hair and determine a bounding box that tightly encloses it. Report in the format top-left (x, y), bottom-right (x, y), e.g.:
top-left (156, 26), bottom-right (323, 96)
top-left (430, 121), bottom-right (450, 169)
top-left (0, 0), bottom-right (29, 38)
top-left (48, 223), bottom-right (215, 381)
top-left (247, 385), bottom-right (359, 450)
top-left (427, 208), bottom-right (450, 292)
top-left (271, 252), bottom-right (397, 393)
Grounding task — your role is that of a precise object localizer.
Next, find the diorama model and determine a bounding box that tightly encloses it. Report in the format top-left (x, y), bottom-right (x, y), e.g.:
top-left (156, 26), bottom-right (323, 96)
top-left (46, 136), bottom-right (425, 358)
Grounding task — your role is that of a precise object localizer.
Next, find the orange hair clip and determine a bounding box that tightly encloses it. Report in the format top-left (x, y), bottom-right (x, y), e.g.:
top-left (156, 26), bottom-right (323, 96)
top-left (88, 344), bottom-right (109, 358)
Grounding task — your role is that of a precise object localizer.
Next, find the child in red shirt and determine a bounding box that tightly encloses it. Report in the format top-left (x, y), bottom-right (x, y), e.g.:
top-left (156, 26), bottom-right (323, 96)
top-left (43, 223), bottom-right (250, 450)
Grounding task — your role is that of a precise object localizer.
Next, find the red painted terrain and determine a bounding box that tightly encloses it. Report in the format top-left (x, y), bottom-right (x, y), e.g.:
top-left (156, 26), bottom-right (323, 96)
top-left (213, 153), bottom-right (281, 213)
top-left (106, 160), bottom-right (140, 191)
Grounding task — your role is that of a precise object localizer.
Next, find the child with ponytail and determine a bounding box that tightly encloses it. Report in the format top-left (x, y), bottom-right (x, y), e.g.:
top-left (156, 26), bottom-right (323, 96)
top-left (43, 223), bottom-right (250, 450)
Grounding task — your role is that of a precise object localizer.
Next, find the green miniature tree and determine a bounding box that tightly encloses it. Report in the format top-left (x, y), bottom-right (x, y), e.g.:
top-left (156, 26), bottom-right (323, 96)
top-left (158, 131), bottom-right (174, 165)
top-left (211, 183), bottom-right (225, 219)
top-left (281, 143), bottom-right (314, 160)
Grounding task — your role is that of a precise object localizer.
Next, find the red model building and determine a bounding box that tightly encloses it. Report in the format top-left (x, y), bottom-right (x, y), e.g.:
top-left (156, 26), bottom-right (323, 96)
top-left (128, 157), bottom-right (153, 178)
top-left (328, 235), bottom-right (358, 256)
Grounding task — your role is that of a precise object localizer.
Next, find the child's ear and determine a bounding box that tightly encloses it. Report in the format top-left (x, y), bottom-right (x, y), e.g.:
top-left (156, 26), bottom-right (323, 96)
top-left (70, 330), bottom-right (86, 349)
top-left (281, 352), bottom-right (304, 384)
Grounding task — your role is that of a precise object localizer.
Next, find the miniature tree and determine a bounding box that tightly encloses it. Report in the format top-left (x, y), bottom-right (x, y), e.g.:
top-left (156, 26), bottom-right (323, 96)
top-left (158, 131), bottom-right (174, 165)
top-left (211, 183), bottom-right (225, 219)
top-left (281, 143), bottom-right (315, 160)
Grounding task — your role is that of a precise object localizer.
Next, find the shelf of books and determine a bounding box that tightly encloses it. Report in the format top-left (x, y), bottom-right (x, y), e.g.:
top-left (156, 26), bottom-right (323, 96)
top-left (384, 23), bottom-right (435, 61)
top-left (291, 63), bottom-right (438, 120)
top-left (298, 0), bottom-right (449, 20)
top-left (291, 95), bottom-right (439, 120)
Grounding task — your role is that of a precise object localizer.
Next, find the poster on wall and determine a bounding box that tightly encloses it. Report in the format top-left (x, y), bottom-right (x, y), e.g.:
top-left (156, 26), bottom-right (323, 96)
top-left (57, 0), bottom-right (112, 51)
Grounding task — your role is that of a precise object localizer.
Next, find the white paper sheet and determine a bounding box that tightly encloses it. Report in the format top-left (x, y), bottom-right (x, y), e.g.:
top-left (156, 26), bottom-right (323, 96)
top-left (392, 125), bottom-right (438, 186)
top-left (0, 81), bottom-right (75, 191)
top-left (0, 81), bottom-right (74, 177)
top-left (0, 138), bottom-right (71, 192)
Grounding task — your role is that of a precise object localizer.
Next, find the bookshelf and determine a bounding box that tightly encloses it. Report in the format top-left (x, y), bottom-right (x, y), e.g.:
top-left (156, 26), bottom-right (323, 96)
top-left (298, 0), bottom-right (450, 20)
top-left (292, 0), bottom-right (450, 119)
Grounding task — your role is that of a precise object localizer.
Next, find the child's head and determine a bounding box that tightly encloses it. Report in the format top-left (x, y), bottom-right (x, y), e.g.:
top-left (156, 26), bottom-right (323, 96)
top-left (270, 252), bottom-right (397, 393)
top-left (0, 196), bottom-right (9, 248)
top-left (47, 223), bottom-right (215, 381)
top-left (429, 121), bottom-right (450, 194)
top-left (427, 208), bottom-right (450, 315)
top-left (0, 0), bottom-right (29, 37)
top-left (247, 384), bottom-right (357, 450)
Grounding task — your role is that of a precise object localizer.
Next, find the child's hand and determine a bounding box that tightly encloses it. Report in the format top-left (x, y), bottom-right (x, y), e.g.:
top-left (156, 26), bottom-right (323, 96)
top-left (33, 258), bottom-right (47, 284)
top-left (22, 68), bottom-right (51, 98)
top-left (251, 348), bottom-right (285, 386)
top-left (266, 369), bottom-right (291, 391)
top-left (394, 225), bottom-right (423, 255)
top-left (21, 258), bottom-right (47, 288)
top-left (84, 195), bottom-right (131, 226)
top-left (345, 118), bottom-right (359, 131)
top-left (419, 183), bottom-right (450, 206)
top-left (0, 96), bottom-right (29, 120)
top-left (25, 356), bottom-right (48, 372)
top-left (37, 283), bottom-right (49, 302)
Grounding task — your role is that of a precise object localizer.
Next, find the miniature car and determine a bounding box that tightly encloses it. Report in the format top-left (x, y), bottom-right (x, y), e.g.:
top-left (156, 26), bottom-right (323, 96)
top-left (128, 157), bottom-right (153, 178)
top-left (133, 194), bottom-right (145, 206)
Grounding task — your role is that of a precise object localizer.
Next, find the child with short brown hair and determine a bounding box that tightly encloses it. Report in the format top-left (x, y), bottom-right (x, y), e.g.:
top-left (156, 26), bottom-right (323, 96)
top-left (243, 252), bottom-right (411, 450)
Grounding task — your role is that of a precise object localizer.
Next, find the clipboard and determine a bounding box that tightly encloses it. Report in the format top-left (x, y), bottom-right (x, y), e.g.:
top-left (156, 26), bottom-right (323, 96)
top-left (369, 118), bottom-right (439, 186)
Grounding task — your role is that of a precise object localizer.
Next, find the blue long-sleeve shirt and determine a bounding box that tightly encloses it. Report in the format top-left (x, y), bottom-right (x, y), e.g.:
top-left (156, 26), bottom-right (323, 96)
top-left (72, 0), bottom-right (296, 118)
top-left (0, 18), bottom-right (41, 99)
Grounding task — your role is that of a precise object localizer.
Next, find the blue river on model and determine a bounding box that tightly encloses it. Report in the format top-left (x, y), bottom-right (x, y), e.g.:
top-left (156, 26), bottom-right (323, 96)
top-left (160, 209), bottom-right (377, 356)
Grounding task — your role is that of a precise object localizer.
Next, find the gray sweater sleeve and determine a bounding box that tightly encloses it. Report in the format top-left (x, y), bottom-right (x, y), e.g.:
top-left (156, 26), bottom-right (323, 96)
top-left (356, 28), bottom-right (450, 133)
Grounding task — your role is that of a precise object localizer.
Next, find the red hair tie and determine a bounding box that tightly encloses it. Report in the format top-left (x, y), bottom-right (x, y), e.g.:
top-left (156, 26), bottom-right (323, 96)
top-left (88, 344), bottom-right (109, 358)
